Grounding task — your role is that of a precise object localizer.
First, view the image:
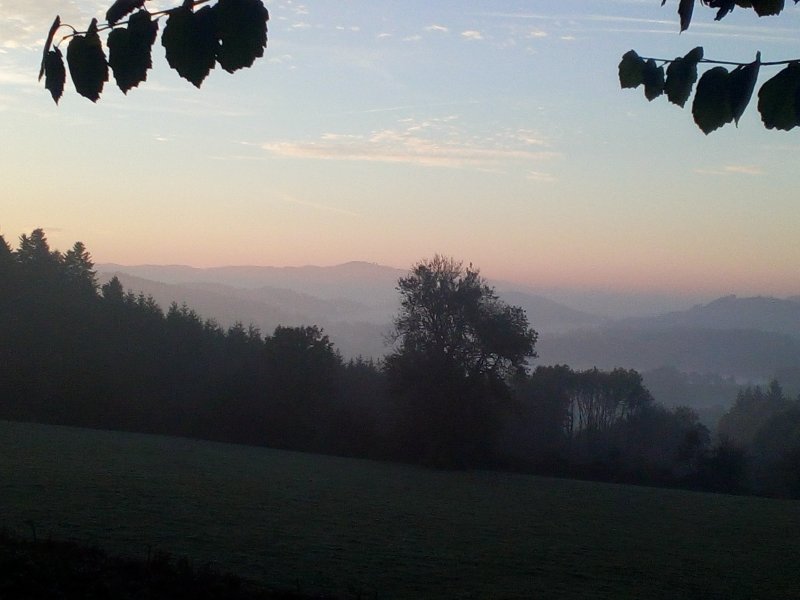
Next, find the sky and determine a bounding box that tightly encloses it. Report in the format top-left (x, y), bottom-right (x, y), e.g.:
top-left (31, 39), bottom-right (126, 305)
top-left (2, 0), bottom-right (800, 302)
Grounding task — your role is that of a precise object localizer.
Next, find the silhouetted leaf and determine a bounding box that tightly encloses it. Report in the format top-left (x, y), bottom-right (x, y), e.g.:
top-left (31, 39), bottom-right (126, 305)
top-left (750, 0), bottom-right (785, 15)
top-left (679, 0), bottom-right (695, 31)
top-left (619, 50), bottom-right (646, 89)
top-left (214, 0), bottom-right (269, 73)
top-left (643, 59), bottom-right (665, 101)
top-left (39, 16), bottom-right (61, 81)
top-left (162, 5), bottom-right (217, 87)
top-left (106, 0), bottom-right (147, 26)
top-left (108, 10), bottom-right (158, 93)
top-left (66, 19), bottom-right (109, 102)
top-left (705, 0), bottom-right (737, 20)
top-left (728, 54), bottom-right (760, 125)
top-left (665, 46), bottom-right (703, 107)
top-left (699, 0), bottom-right (793, 20)
top-left (44, 48), bottom-right (66, 104)
top-left (757, 62), bottom-right (800, 130)
top-left (692, 66), bottom-right (732, 134)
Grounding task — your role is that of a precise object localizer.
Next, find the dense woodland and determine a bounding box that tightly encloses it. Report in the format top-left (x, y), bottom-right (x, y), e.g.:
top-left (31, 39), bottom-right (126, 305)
top-left (2, 230), bottom-right (799, 497)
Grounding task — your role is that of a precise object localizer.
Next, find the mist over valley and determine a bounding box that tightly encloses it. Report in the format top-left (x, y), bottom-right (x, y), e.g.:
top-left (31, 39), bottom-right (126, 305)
top-left (98, 261), bottom-right (800, 384)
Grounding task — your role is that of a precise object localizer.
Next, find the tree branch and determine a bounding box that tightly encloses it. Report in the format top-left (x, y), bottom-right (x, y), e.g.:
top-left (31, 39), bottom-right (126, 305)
top-left (640, 55), bottom-right (797, 68)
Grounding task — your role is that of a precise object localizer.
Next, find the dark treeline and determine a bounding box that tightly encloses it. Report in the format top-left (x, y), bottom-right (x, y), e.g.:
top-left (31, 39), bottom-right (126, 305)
top-left (1, 231), bottom-right (793, 496)
top-left (0, 230), bottom-right (385, 458)
top-left (716, 381), bottom-right (800, 497)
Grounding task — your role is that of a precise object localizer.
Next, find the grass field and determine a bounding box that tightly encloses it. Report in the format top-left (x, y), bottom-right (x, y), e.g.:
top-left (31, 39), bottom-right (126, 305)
top-left (2, 420), bottom-right (799, 599)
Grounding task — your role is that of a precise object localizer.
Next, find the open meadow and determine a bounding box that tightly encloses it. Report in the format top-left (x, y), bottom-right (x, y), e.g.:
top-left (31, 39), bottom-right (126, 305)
top-left (2, 419), bottom-right (799, 599)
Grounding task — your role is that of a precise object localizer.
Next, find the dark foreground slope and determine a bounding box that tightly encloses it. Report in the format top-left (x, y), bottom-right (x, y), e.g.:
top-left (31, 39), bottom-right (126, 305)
top-left (3, 420), bottom-right (800, 600)
top-left (0, 530), bottom-right (314, 600)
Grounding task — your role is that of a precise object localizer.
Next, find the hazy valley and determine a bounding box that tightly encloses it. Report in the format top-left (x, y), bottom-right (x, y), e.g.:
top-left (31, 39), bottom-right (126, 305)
top-left (98, 261), bottom-right (800, 382)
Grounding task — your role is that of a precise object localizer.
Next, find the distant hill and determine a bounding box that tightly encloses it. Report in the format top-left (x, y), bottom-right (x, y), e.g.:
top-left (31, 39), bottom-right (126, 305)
top-left (99, 267), bottom-right (799, 376)
top-left (97, 261), bottom-right (405, 305)
top-left (618, 295), bottom-right (800, 338)
top-left (537, 295), bottom-right (800, 380)
top-left (96, 263), bottom-right (604, 328)
top-left (99, 273), bottom-right (327, 328)
top-left (500, 290), bottom-right (605, 334)
top-left (97, 265), bottom-right (607, 359)
top-left (186, 281), bottom-right (390, 323)
top-left (539, 326), bottom-right (800, 381)
top-left (97, 272), bottom-right (392, 359)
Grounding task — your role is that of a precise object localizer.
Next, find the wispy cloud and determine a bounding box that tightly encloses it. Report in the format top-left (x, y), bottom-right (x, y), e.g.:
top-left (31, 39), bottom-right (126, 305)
top-left (426, 25), bottom-right (449, 33)
top-left (474, 12), bottom-right (561, 21)
top-left (461, 30), bottom-right (484, 41)
top-left (278, 193), bottom-right (362, 217)
top-left (0, 1), bottom-right (90, 50)
top-left (587, 12), bottom-right (800, 44)
top-left (724, 165), bottom-right (765, 176)
top-left (694, 165), bottom-right (765, 176)
top-left (0, 66), bottom-right (39, 87)
top-left (268, 53), bottom-right (295, 65)
top-left (584, 15), bottom-right (674, 27)
top-left (527, 30), bottom-right (548, 39)
top-left (259, 117), bottom-right (558, 171)
top-left (474, 9), bottom-right (800, 45)
top-left (527, 170), bottom-right (557, 183)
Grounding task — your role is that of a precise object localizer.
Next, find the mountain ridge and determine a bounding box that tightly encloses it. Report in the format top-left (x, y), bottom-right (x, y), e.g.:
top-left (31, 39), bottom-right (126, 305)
top-left (615, 294), bottom-right (800, 338)
top-left (97, 264), bottom-right (800, 379)
top-left (96, 266), bottom-right (607, 358)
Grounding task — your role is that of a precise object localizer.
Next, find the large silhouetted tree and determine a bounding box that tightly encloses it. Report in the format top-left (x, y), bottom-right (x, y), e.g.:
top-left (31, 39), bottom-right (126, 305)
top-left (385, 255), bottom-right (537, 467)
top-left (622, 1), bottom-right (800, 133)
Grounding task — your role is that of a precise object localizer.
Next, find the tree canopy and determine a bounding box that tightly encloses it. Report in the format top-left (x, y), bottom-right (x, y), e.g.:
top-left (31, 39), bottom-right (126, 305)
top-left (621, 0), bottom-right (800, 133)
top-left (40, 0), bottom-right (269, 104)
top-left (385, 256), bottom-right (537, 466)
top-left (389, 255), bottom-right (537, 381)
